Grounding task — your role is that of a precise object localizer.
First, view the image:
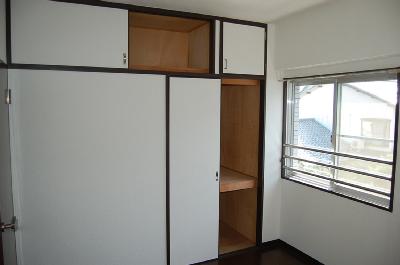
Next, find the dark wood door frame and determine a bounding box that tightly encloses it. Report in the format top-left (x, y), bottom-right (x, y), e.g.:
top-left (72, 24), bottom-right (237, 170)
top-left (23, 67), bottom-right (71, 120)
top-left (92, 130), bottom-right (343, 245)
top-left (0, 212), bottom-right (4, 265)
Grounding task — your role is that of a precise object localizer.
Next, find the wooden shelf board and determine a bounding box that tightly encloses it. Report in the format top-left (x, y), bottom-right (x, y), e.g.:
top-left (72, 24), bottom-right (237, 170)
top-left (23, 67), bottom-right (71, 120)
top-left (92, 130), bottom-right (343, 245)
top-left (220, 167), bottom-right (257, 193)
top-left (132, 64), bottom-right (209, 74)
top-left (219, 222), bottom-right (255, 254)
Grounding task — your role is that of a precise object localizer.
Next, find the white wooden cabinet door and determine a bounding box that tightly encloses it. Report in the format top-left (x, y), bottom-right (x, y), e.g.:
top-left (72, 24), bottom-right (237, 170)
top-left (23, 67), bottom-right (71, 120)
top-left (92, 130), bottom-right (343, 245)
top-left (11, 0), bottom-right (128, 68)
top-left (222, 22), bottom-right (265, 75)
top-left (170, 77), bottom-right (220, 265)
top-left (9, 70), bottom-right (166, 265)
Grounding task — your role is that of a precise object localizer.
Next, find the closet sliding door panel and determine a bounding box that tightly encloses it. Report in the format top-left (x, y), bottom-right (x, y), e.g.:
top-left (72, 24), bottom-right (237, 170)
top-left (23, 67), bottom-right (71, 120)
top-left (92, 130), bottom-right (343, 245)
top-left (170, 77), bottom-right (220, 265)
top-left (10, 70), bottom-right (166, 265)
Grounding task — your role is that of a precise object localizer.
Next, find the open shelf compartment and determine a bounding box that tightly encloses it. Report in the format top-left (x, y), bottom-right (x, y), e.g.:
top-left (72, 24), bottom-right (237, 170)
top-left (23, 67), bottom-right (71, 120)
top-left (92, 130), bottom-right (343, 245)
top-left (219, 78), bottom-right (261, 254)
top-left (129, 12), bottom-right (211, 73)
top-left (219, 222), bottom-right (255, 255)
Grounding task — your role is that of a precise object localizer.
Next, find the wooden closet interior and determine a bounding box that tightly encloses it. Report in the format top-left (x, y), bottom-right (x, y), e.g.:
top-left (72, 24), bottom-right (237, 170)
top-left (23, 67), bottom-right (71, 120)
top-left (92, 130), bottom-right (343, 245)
top-left (129, 12), bottom-right (211, 73)
top-left (219, 78), bottom-right (261, 254)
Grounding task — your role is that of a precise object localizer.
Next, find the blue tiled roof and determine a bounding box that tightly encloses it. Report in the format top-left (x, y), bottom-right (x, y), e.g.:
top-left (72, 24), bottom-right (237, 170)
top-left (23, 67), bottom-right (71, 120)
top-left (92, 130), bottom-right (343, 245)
top-left (298, 118), bottom-right (332, 163)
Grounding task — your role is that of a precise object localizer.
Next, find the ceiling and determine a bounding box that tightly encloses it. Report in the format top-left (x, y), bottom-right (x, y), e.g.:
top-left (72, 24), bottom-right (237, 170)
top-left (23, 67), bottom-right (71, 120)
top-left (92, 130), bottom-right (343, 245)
top-left (107, 0), bottom-right (329, 23)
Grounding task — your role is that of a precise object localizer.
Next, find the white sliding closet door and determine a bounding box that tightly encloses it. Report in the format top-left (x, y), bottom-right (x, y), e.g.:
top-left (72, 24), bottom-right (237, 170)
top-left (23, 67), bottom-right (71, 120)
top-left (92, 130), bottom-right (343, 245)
top-left (170, 77), bottom-right (220, 265)
top-left (9, 70), bottom-right (166, 265)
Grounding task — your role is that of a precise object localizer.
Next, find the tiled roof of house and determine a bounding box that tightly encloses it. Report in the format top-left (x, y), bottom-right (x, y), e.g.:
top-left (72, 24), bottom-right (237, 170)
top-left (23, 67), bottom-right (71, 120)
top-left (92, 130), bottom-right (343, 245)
top-left (298, 118), bottom-right (332, 163)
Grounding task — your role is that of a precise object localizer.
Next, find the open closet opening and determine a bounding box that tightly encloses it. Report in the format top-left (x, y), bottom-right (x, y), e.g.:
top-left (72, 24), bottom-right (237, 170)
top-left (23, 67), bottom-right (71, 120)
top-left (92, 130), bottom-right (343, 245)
top-left (219, 78), bottom-right (261, 254)
top-left (129, 12), bottom-right (211, 73)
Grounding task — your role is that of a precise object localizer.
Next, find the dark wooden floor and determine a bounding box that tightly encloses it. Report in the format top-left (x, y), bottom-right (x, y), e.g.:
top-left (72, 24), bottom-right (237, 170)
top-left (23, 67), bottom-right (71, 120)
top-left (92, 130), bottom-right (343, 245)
top-left (201, 245), bottom-right (320, 265)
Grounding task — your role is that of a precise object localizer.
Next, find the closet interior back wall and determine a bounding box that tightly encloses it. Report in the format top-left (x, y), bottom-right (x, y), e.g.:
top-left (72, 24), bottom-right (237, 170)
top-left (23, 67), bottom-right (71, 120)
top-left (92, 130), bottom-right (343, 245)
top-left (219, 79), bottom-right (261, 254)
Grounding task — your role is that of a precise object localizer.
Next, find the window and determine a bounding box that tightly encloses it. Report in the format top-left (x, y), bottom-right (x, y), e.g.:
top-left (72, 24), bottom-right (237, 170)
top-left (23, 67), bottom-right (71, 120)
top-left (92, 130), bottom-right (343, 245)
top-left (282, 72), bottom-right (399, 211)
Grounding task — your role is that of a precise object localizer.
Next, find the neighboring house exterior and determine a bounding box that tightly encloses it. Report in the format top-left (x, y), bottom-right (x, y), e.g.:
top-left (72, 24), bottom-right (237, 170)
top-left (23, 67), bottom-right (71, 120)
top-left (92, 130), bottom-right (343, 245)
top-left (339, 84), bottom-right (395, 159)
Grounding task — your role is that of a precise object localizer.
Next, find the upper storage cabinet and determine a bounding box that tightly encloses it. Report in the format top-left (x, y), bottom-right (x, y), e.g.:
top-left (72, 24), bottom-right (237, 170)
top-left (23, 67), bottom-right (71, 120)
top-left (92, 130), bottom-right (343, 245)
top-left (11, 0), bottom-right (128, 68)
top-left (222, 22), bottom-right (265, 76)
top-left (129, 12), bottom-right (211, 73)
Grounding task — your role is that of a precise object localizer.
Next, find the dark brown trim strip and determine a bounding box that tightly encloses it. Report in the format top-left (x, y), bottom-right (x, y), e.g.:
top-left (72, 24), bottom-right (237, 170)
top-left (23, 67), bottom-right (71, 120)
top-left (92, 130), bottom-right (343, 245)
top-left (8, 63), bottom-right (221, 79)
top-left (283, 66), bottom-right (400, 81)
top-left (209, 20), bottom-right (216, 74)
top-left (221, 73), bottom-right (265, 80)
top-left (281, 81), bottom-right (288, 179)
top-left (0, 213), bottom-right (4, 265)
top-left (219, 21), bottom-right (223, 75)
top-left (6, 0), bottom-right (11, 64)
top-left (220, 17), bottom-right (268, 28)
top-left (264, 26), bottom-right (268, 78)
top-left (51, 0), bottom-right (268, 28)
top-left (166, 76), bottom-right (171, 265)
top-left (194, 239), bottom-right (324, 264)
top-left (278, 240), bottom-right (324, 265)
top-left (389, 73), bottom-right (400, 211)
top-left (168, 73), bottom-right (220, 79)
top-left (256, 80), bottom-right (266, 246)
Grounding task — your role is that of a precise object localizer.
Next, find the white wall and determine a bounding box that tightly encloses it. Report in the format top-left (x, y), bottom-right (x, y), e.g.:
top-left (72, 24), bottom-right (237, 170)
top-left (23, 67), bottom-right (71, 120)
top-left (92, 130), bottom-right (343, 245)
top-left (262, 24), bottom-right (282, 242)
top-left (0, 0), bottom-right (6, 63)
top-left (281, 180), bottom-right (400, 265)
top-left (271, 0), bottom-right (400, 264)
top-left (274, 0), bottom-right (400, 77)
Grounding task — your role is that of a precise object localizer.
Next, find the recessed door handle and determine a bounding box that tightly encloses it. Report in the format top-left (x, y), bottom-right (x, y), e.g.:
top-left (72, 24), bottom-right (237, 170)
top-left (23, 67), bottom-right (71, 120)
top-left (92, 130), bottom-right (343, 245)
top-left (123, 53), bottom-right (127, 65)
top-left (0, 216), bottom-right (17, 232)
top-left (224, 59), bottom-right (228, 70)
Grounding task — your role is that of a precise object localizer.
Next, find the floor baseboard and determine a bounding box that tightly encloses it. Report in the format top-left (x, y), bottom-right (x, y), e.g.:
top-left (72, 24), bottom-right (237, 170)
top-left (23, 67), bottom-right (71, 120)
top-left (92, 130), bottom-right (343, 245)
top-left (262, 239), bottom-right (324, 265)
top-left (192, 239), bottom-right (324, 265)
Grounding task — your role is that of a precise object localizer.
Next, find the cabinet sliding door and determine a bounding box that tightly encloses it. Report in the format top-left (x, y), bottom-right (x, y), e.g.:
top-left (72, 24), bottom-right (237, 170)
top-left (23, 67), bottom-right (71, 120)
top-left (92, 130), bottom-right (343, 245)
top-left (169, 77), bottom-right (220, 265)
top-left (9, 70), bottom-right (166, 265)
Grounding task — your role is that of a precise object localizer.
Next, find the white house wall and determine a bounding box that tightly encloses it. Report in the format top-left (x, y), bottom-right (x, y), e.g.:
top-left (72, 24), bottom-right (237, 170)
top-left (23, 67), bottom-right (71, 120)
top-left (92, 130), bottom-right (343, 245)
top-left (340, 86), bottom-right (396, 139)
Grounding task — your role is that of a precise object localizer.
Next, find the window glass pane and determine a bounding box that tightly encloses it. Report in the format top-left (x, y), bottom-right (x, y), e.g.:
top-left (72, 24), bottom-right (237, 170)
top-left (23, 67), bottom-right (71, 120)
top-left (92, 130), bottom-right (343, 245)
top-left (336, 170), bottom-right (391, 193)
top-left (289, 83), bottom-right (335, 177)
top-left (337, 79), bottom-right (397, 192)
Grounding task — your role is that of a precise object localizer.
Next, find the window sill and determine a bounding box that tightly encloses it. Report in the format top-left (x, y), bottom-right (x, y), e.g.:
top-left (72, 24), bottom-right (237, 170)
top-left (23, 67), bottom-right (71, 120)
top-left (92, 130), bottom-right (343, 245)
top-left (282, 174), bottom-right (392, 212)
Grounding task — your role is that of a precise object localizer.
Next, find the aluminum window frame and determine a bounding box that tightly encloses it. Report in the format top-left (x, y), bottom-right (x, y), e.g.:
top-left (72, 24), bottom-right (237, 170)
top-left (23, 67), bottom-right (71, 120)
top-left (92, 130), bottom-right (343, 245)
top-left (281, 71), bottom-right (399, 211)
